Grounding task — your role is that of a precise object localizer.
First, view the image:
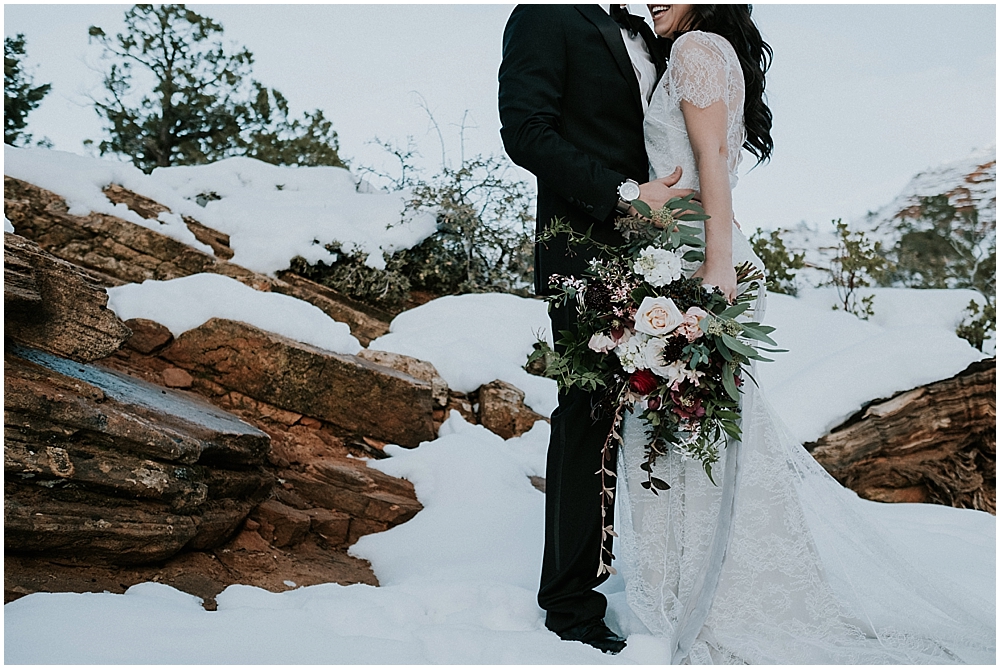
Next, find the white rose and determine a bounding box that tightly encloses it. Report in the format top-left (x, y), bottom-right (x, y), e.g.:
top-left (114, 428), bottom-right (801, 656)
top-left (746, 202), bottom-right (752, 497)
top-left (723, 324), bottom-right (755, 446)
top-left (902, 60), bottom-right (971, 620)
top-left (634, 296), bottom-right (684, 336)
top-left (633, 246), bottom-right (684, 287)
top-left (588, 332), bottom-right (616, 353)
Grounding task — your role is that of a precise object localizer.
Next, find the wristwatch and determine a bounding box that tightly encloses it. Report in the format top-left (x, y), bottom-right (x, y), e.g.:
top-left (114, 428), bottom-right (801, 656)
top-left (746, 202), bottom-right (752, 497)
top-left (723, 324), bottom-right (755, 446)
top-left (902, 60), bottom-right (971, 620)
top-left (616, 178), bottom-right (640, 214)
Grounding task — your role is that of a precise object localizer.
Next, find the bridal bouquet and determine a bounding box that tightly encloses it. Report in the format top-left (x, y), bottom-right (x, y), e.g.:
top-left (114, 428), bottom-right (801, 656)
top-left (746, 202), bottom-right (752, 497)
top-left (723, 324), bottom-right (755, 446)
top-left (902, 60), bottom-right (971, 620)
top-left (529, 196), bottom-right (780, 494)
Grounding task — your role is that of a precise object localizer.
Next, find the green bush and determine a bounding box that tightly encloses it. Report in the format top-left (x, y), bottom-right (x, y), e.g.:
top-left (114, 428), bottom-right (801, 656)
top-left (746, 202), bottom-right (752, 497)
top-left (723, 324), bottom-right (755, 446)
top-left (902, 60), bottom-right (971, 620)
top-left (956, 299), bottom-right (996, 352)
top-left (289, 245), bottom-right (411, 310)
top-left (878, 194), bottom-right (995, 297)
top-left (826, 219), bottom-right (891, 320)
top-left (289, 142), bottom-right (534, 310)
top-left (749, 228), bottom-right (805, 295)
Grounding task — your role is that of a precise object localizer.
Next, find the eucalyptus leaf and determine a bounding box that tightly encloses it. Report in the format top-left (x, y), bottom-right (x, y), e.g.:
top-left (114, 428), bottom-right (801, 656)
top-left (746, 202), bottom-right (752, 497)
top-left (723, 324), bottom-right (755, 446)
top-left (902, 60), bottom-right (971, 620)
top-left (716, 337), bottom-right (733, 362)
top-left (720, 333), bottom-right (759, 358)
top-left (739, 323), bottom-right (779, 346)
top-left (719, 303), bottom-right (750, 319)
top-left (721, 367), bottom-right (740, 401)
top-left (675, 223), bottom-right (705, 235)
top-left (632, 199), bottom-right (653, 218)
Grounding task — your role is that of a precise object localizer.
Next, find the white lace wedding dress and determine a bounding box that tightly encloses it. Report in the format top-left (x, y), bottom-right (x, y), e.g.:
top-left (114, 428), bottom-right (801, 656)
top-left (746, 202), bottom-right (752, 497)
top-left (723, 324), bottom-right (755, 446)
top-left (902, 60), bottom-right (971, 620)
top-left (616, 30), bottom-right (995, 664)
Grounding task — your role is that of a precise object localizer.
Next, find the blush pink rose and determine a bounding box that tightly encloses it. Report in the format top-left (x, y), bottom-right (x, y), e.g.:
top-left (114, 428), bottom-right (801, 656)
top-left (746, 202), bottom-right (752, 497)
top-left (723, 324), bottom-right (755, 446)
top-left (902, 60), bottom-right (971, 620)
top-left (677, 306), bottom-right (709, 342)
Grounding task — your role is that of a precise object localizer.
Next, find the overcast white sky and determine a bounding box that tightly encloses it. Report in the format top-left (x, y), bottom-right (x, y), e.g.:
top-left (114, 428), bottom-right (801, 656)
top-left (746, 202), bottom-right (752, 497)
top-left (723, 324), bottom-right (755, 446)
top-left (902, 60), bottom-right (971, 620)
top-left (4, 3), bottom-right (996, 230)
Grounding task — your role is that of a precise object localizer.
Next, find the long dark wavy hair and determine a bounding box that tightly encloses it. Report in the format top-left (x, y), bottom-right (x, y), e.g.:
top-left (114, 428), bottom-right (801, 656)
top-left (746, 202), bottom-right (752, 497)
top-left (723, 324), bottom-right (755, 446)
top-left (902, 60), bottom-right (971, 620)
top-left (679, 4), bottom-right (774, 164)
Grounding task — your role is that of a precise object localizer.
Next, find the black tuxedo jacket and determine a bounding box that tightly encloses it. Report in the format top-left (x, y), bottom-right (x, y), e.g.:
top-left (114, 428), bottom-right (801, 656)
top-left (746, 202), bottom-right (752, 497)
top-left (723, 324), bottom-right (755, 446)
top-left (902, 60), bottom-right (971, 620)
top-left (499, 4), bottom-right (665, 295)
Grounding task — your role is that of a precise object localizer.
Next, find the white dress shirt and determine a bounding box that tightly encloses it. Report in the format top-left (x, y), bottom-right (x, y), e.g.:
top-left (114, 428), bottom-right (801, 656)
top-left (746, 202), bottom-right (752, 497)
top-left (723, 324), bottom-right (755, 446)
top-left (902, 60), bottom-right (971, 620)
top-left (600, 4), bottom-right (657, 111)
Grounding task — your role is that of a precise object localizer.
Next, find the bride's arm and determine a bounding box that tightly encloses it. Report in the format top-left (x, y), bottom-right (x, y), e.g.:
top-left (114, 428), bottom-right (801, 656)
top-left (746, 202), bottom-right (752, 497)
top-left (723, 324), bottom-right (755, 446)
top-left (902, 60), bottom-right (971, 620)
top-left (683, 99), bottom-right (737, 301)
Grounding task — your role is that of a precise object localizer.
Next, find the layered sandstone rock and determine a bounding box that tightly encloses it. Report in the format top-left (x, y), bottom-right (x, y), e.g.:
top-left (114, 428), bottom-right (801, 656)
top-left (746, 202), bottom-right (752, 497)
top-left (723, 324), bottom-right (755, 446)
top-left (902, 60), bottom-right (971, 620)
top-left (4, 178), bottom-right (429, 603)
top-left (5, 347), bottom-right (273, 563)
top-left (357, 348), bottom-right (450, 408)
top-left (808, 358), bottom-right (996, 513)
top-left (283, 459), bottom-right (422, 544)
top-left (159, 318), bottom-right (437, 448)
top-left (5, 232), bottom-right (131, 361)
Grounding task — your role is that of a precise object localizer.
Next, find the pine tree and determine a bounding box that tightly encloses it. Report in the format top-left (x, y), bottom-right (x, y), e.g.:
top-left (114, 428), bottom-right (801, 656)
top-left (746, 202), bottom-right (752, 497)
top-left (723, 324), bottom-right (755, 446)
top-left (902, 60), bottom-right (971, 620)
top-left (88, 4), bottom-right (344, 172)
top-left (4, 34), bottom-right (51, 146)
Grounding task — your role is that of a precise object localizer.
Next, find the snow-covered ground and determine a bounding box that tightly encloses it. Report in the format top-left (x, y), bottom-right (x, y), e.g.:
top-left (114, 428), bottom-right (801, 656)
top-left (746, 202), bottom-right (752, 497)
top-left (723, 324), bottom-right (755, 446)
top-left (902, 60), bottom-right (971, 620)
top-left (7, 411), bottom-right (993, 664)
top-left (5, 283), bottom-right (994, 664)
top-left (4, 147), bottom-right (994, 663)
top-left (369, 293), bottom-right (558, 416)
top-left (757, 287), bottom-right (991, 443)
top-left (4, 146), bottom-right (438, 274)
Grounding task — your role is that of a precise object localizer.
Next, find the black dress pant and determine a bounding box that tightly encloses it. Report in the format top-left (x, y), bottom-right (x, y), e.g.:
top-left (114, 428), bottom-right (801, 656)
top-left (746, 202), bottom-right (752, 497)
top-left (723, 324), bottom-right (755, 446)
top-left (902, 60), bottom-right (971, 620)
top-left (538, 301), bottom-right (617, 634)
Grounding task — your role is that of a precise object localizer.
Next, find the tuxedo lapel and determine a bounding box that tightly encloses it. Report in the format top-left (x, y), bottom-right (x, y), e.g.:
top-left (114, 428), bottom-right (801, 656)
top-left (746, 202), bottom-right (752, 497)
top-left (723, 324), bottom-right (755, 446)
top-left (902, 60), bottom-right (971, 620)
top-left (575, 4), bottom-right (643, 115)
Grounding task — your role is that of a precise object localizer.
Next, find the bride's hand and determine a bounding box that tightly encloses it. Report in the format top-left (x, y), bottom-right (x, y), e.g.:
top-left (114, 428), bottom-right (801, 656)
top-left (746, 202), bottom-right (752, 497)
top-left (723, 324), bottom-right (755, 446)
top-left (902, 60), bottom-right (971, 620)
top-left (692, 261), bottom-right (738, 303)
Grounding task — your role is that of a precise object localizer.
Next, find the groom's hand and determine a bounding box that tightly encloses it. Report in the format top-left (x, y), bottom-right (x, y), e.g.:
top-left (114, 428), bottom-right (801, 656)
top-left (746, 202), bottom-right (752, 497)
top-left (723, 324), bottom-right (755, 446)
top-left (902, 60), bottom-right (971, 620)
top-left (633, 166), bottom-right (694, 214)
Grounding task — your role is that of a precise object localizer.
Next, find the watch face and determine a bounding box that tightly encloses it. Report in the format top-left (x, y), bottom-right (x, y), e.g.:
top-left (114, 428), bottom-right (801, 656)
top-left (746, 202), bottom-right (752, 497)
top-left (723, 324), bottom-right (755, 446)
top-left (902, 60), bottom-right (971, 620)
top-left (620, 181), bottom-right (640, 201)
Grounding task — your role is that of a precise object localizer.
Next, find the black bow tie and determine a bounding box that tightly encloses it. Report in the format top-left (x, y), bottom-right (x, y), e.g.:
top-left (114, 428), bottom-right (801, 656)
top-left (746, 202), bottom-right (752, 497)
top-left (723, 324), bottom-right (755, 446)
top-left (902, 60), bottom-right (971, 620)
top-left (609, 4), bottom-right (667, 80)
top-left (609, 4), bottom-right (647, 39)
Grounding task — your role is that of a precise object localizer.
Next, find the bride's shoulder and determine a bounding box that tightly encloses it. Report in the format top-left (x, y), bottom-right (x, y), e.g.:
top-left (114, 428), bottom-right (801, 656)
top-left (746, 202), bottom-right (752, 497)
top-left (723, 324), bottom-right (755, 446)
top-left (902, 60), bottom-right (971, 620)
top-left (671, 31), bottom-right (736, 61)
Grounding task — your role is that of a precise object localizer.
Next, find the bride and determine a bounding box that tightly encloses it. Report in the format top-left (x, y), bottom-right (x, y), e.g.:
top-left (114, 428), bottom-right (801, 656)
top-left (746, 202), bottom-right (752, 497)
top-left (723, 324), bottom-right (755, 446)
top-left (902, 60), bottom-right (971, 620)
top-left (614, 4), bottom-right (995, 664)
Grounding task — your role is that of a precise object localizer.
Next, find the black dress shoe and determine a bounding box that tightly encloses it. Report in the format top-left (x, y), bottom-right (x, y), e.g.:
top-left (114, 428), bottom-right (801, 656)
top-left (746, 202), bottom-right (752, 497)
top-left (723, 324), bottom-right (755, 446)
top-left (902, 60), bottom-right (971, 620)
top-left (557, 619), bottom-right (627, 654)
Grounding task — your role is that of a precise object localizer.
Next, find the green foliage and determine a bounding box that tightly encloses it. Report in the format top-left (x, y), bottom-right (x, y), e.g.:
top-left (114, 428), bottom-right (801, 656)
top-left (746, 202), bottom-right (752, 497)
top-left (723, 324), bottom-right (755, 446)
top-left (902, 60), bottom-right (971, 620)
top-left (4, 34), bottom-right (51, 146)
top-left (749, 228), bottom-right (804, 295)
top-left (242, 88), bottom-right (346, 168)
top-left (878, 194), bottom-right (996, 299)
top-left (955, 299), bottom-right (996, 352)
top-left (826, 219), bottom-right (890, 320)
top-left (406, 153), bottom-right (534, 295)
top-left (88, 4), bottom-right (345, 172)
top-left (289, 245), bottom-right (411, 310)
top-left (289, 100), bottom-right (534, 308)
top-left (291, 158), bottom-right (533, 310)
top-left (288, 231), bottom-right (476, 311)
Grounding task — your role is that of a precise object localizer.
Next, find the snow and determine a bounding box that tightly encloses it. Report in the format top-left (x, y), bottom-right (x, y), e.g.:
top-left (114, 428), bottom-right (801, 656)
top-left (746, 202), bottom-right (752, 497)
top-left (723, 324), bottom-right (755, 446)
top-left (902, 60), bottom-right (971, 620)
top-left (106, 273), bottom-right (361, 355)
top-left (3, 145), bottom-right (438, 275)
top-left (757, 287), bottom-right (990, 443)
top-left (4, 215), bottom-right (14, 233)
top-left (366, 287), bottom-right (986, 446)
top-left (3, 146), bottom-right (214, 254)
top-left (4, 412), bottom-right (994, 664)
top-left (369, 292), bottom-right (559, 416)
top-left (148, 156), bottom-right (438, 274)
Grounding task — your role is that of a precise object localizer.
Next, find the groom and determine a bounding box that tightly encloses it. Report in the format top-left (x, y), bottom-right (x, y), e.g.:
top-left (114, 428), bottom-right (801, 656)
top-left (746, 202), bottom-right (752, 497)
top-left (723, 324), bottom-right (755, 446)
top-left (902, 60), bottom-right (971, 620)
top-left (499, 4), bottom-right (689, 654)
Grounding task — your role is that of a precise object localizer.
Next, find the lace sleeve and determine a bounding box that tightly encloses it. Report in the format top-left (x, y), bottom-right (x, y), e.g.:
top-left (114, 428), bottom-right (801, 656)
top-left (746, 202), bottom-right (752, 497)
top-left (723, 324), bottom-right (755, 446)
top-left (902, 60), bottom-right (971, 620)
top-left (668, 32), bottom-right (729, 109)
